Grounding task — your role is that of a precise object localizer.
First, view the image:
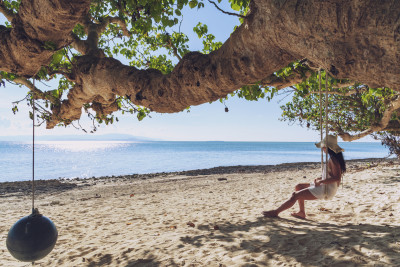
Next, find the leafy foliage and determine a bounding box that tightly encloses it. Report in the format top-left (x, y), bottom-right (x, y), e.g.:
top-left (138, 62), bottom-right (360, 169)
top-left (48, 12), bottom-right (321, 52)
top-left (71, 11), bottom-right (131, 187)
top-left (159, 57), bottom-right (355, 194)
top-left (277, 69), bottom-right (400, 156)
top-left (193, 22), bottom-right (222, 53)
top-left (234, 61), bottom-right (308, 102)
top-left (2, 0), bottom-right (20, 13)
top-left (279, 72), bottom-right (397, 133)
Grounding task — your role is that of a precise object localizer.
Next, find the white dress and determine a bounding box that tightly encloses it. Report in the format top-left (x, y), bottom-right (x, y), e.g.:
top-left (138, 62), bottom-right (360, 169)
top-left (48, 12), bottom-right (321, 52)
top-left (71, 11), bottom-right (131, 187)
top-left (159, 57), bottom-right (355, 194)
top-left (308, 164), bottom-right (339, 200)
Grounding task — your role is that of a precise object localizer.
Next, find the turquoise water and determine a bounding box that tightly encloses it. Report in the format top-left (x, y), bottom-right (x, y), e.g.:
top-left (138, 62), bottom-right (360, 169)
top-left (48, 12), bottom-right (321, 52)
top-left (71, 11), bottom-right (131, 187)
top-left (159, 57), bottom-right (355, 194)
top-left (0, 141), bottom-right (390, 182)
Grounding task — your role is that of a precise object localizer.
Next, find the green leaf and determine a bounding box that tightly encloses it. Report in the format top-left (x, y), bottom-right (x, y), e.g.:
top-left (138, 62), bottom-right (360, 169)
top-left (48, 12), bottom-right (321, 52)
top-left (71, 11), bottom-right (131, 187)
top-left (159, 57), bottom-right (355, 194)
top-left (231, 3), bottom-right (241, 11)
top-left (51, 89), bottom-right (60, 98)
top-left (51, 50), bottom-right (64, 65)
top-left (189, 0), bottom-right (198, 9)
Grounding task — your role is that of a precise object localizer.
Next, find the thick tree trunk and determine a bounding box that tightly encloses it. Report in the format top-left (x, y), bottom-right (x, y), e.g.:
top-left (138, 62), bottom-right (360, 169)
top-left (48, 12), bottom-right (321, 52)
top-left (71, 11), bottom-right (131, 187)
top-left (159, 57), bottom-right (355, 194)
top-left (1, 0), bottom-right (400, 129)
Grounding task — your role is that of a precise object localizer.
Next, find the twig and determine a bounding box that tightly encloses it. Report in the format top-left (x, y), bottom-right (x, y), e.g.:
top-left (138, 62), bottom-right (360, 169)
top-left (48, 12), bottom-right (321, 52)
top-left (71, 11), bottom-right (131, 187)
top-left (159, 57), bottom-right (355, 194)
top-left (208, 0), bottom-right (246, 18)
top-left (277, 89), bottom-right (294, 104)
top-left (165, 37), bottom-right (182, 61)
top-left (12, 77), bottom-right (59, 103)
top-left (12, 94), bottom-right (30, 105)
top-left (178, 14), bottom-right (183, 33)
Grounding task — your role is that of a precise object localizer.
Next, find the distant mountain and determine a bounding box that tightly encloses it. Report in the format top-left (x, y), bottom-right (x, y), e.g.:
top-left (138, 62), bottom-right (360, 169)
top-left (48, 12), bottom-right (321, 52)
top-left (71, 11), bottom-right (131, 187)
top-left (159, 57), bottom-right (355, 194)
top-left (0, 134), bottom-right (161, 142)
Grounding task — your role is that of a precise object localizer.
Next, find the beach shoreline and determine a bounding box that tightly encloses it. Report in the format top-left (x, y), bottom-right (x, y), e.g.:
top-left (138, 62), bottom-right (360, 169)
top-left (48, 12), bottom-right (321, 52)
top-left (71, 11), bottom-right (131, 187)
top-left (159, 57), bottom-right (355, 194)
top-left (0, 140), bottom-right (392, 183)
top-left (0, 157), bottom-right (394, 194)
top-left (1, 157), bottom-right (399, 266)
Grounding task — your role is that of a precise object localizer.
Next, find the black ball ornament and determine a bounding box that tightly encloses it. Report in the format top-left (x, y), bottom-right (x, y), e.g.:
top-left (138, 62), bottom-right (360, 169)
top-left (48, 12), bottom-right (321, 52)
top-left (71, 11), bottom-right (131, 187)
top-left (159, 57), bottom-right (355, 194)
top-left (6, 209), bottom-right (58, 262)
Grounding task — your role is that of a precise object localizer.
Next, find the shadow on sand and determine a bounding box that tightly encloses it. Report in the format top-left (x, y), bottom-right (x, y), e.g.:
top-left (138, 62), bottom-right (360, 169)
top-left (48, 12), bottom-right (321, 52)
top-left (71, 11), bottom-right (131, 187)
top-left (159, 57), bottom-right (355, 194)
top-left (179, 217), bottom-right (399, 266)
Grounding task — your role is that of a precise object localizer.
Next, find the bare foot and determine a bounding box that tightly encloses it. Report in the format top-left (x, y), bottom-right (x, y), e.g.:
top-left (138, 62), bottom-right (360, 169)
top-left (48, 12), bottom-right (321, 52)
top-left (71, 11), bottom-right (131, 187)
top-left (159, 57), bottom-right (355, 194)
top-left (290, 211), bottom-right (306, 219)
top-left (262, 210), bottom-right (279, 217)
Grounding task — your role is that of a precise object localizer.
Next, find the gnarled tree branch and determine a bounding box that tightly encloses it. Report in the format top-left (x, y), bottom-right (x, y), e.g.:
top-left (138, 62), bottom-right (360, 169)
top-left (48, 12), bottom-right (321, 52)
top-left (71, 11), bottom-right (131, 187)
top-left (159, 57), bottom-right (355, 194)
top-left (75, 15), bottom-right (131, 56)
top-left (46, 1), bottom-right (294, 128)
top-left (0, 0), bottom-right (90, 76)
top-left (338, 96), bottom-right (400, 141)
top-left (46, 0), bottom-right (400, 131)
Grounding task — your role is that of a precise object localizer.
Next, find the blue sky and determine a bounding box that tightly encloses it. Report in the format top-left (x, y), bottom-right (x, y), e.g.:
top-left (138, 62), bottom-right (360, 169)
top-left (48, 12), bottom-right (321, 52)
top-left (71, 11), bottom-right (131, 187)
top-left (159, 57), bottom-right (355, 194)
top-left (0, 2), bottom-right (342, 142)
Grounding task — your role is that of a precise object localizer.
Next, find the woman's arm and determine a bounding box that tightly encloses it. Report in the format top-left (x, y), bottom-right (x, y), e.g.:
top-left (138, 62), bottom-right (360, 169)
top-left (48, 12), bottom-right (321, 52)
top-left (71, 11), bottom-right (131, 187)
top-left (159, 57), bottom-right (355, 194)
top-left (316, 159), bottom-right (342, 185)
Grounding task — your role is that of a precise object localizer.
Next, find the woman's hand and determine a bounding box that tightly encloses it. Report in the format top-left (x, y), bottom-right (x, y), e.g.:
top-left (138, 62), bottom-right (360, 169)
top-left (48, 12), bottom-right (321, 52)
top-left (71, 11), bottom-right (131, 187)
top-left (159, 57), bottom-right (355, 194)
top-left (314, 178), bottom-right (323, 186)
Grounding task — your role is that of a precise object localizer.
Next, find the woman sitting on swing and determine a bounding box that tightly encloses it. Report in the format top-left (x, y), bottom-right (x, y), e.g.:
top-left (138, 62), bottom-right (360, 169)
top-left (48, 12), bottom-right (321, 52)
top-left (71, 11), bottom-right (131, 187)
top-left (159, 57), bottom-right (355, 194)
top-left (262, 135), bottom-right (346, 219)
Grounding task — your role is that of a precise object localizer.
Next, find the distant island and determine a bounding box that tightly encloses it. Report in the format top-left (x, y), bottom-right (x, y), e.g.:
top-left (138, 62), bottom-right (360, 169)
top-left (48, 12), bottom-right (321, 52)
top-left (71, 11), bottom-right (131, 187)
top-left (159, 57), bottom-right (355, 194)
top-left (0, 134), bottom-right (160, 142)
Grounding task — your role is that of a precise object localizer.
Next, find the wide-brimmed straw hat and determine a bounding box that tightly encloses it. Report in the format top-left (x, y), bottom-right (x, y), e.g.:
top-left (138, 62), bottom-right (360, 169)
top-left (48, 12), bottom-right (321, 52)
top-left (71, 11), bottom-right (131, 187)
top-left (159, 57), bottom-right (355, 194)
top-left (315, 134), bottom-right (344, 153)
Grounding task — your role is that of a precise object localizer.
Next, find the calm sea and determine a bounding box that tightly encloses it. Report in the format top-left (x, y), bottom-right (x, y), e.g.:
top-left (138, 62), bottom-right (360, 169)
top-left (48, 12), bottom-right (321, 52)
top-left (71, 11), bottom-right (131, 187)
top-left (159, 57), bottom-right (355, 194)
top-left (0, 141), bottom-right (391, 182)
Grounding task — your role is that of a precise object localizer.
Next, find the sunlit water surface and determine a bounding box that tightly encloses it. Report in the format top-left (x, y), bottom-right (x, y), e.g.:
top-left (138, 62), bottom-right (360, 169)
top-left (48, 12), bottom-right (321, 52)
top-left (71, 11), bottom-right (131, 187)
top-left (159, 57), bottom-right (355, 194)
top-left (0, 141), bottom-right (391, 182)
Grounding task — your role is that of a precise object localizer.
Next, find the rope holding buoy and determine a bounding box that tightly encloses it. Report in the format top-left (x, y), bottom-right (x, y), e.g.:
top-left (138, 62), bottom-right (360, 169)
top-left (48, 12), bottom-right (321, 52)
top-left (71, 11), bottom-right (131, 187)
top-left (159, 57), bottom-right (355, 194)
top-left (6, 79), bottom-right (58, 263)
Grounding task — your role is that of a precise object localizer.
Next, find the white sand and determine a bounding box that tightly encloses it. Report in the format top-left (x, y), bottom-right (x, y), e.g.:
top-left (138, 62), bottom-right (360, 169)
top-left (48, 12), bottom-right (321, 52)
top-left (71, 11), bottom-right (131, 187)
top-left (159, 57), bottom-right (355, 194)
top-left (1, 159), bottom-right (399, 266)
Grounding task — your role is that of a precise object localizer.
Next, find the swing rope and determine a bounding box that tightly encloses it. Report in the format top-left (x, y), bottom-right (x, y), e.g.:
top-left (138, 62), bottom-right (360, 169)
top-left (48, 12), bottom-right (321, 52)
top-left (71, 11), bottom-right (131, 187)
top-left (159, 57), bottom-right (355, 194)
top-left (32, 79), bottom-right (36, 215)
top-left (325, 71), bottom-right (329, 183)
top-left (318, 70), bottom-right (329, 198)
top-left (318, 70), bottom-right (323, 176)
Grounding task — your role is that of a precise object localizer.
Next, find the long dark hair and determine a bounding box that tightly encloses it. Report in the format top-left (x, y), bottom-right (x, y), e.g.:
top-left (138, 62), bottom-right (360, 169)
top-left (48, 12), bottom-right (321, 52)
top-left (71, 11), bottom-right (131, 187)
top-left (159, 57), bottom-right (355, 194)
top-left (328, 148), bottom-right (346, 173)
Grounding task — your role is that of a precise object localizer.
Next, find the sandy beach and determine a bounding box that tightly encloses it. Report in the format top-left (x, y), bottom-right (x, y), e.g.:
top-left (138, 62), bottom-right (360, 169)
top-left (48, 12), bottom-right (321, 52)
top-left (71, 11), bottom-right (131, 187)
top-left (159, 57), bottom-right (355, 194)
top-left (1, 158), bottom-right (399, 266)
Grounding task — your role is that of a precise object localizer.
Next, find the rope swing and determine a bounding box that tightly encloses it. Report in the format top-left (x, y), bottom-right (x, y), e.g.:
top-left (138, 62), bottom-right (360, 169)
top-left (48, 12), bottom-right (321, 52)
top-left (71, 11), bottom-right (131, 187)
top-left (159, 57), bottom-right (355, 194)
top-left (32, 80), bottom-right (35, 213)
top-left (6, 79), bottom-right (58, 264)
top-left (318, 70), bottom-right (329, 198)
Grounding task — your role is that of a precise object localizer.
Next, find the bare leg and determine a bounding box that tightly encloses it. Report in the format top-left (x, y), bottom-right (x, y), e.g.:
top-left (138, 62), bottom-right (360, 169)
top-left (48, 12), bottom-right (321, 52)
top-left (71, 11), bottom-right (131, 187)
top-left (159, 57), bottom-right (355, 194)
top-left (263, 186), bottom-right (316, 218)
top-left (262, 194), bottom-right (296, 218)
top-left (294, 183), bottom-right (311, 217)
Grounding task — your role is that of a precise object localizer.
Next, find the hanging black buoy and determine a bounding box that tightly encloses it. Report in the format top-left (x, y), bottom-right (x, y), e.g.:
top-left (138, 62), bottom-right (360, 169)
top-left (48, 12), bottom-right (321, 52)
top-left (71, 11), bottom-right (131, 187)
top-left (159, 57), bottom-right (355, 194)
top-left (6, 208), bottom-right (58, 262)
top-left (7, 80), bottom-right (58, 263)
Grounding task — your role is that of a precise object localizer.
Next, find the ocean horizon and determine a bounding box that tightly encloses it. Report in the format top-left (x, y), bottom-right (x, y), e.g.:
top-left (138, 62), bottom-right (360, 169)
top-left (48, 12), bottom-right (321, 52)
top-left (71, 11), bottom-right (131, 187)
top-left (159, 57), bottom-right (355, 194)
top-left (0, 140), bottom-right (392, 183)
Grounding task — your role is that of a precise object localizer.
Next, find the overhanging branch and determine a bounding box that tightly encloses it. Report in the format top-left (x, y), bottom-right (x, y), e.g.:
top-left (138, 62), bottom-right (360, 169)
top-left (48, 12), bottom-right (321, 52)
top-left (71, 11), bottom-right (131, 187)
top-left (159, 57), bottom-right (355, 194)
top-left (46, 2), bottom-right (297, 128)
top-left (338, 95), bottom-right (400, 141)
top-left (2, 0), bottom-right (400, 138)
top-left (77, 15), bottom-right (131, 56)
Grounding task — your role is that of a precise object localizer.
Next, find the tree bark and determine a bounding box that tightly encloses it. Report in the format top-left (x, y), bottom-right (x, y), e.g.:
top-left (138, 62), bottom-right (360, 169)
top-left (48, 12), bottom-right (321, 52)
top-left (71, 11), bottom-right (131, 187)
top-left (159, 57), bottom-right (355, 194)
top-left (0, 0), bottom-right (90, 76)
top-left (1, 0), bottom-right (400, 130)
top-left (263, 0), bottom-right (400, 89)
